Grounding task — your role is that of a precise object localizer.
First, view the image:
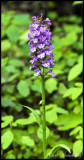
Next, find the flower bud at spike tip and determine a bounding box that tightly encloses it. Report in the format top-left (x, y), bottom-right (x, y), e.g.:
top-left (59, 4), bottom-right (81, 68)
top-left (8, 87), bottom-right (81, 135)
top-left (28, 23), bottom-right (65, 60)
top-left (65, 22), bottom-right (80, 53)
top-left (28, 14), bottom-right (56, 77)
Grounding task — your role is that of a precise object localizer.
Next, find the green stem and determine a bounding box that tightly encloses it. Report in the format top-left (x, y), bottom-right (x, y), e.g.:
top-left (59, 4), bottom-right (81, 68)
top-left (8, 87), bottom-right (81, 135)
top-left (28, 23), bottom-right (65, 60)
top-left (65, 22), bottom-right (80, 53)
top-left (41, 68), bottom-right (46, 159)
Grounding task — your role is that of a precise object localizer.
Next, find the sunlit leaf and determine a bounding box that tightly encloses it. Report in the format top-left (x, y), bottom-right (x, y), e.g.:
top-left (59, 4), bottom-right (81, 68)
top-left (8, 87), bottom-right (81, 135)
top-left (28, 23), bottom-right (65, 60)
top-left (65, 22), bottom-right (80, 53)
top-left (1, 130), bottom-right (14, 149)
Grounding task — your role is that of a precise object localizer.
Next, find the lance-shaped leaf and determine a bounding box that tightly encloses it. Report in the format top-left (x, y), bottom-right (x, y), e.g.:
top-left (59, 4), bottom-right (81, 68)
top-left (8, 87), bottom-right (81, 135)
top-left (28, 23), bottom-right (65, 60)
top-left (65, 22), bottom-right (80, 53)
top-left (23, 105), bottom-right (42, 127)
top-left (46, 144), bottom-right (71, 159)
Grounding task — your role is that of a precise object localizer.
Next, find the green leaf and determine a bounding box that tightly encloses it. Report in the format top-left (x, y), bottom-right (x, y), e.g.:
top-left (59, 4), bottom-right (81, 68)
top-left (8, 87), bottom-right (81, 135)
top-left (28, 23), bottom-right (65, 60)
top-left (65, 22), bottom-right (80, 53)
top-left (75, 82), bottom-right (83, 88)
top-left (71, 87), bottom-right (83, 100)
top-left (37, 127), bottom-right (50, 140)
top-left (15, 118), bottom-right (32, 125)
top-left (73, 140), bottom-right (83, 157)
top-left (63, 86), bottom-right (83, 100)
top-left (21, 136), bottom-right (35, 146)
top-left (57, 150), bottom-right (65, 158)
top-left (1, 40), bottom-right (11, 52)
top-left (55, 138), bottom-right (72, 150)
top-left (63, 87), bottom-right (74, 98)
top-left (9, 58), bottom-right (24, 67)
top-left (6, 25), bottom-right (19, 43)
top-left (47, 11), bottom-right (58, 20)
top-left (7, 85), bottom-right (15, 94)
top-left (5, 154), bottom-right (16, 159)
top-left (1, 99), bottom-right (16, 108)
top-left (5, 65), bottom-right (19, 73)
top-left (46, 109), bottom-right (57, 124)
top-left (1, 11), bottom-right (15, 26)
top-left (76, 128), bottom-right (83, 139)
top-left (73, 1), bottom-right (83, 5)
top-left (55, 107), bottom-right (68, 115)
top-left (1, 130), bottom-right (14, 149)
top-left (1, 115), bottom-right (13, 128)
top-left (61, 32), bottom-right (77, 46)
top-left (12, 14), bottom-right (31, 25)
top-left (17, 80), bottom-right (30, 97)
top-left (23, 105), bottom-right (42, 126)
top-left (2, 115), bottom-right (13, 122)
top-left (1, 57), bottom-right (8, 67)
top-left (8, 73), bottom-right (20, 82)
top-left (55, 113), bottom-right (83, 130)
top-left (19, 30), bottom-right (29, 44)
top-left (12, 129), bottom-right (29, 145)
top-left (58, 83), bottom-right (67, 94)
top-left (69, 126), bottom-right (82, 136)
top-left (31, 79), bottom-right (41, 93)
top-left (68, 63), bottom-right (83, 81)
top-left (46, 144), bottom-right (71, 159)
top-left (45, 78), bottom-right (58, 93)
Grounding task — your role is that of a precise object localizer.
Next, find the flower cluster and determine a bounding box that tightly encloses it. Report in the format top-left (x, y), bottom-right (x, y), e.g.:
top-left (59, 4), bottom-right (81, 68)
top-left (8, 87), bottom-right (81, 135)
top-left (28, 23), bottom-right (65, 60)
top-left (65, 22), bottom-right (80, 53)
top-left (28, 14), bottom-right (56, 77)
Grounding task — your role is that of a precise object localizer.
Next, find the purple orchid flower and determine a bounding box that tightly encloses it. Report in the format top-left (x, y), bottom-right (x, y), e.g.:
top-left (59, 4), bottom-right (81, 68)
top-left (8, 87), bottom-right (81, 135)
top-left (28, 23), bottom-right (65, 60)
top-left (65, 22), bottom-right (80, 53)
top-left (28, 14), bottom-right (56, 77)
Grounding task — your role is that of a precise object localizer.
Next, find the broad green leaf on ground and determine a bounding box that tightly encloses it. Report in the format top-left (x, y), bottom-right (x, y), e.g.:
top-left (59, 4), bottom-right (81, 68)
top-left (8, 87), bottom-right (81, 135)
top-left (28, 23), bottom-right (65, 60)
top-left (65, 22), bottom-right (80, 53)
top-left (63, 24), bottom-right (83, 33)
top-left (68, 63), bottom-right (83, 81)
top-left (75, 82), bottom-right (83, 88)
top-left (55, 113), bottom-right (83, 130)
top-left (46, 144), bottom-right (71, 159)
top-left (1, 57), bottom-right (8, 67)
top-left (76, 128), bottom-right (83, 139)
top-left (55, 107), bottom-right (68, 115)
top-left (31, 79), bottom-right (41, 93)
top-left (2, 115), bottom-right (13, 122)
top-left (5, 154), bottom-right (16, 159)
top-left (9, 58), bottom-right (24, 67)
top-left (73, 140), bottom-right (83, 157)
top-left (1, 99), bottom-right (16, 108)
top-left (46, 109), bottom-right (57, 123)
top-left (58, 83), bottom-right (67, 94)
top-left (7, 85), bottom-right (15, 94)
top-left (69, 126), bottom-right (82, 136)
top-left (63, 87), bottom-right (74, 98)
top-left (1, 11), bottom-right (15, 26)
top-left (6, 25), bottom-right (19, 43)
top-left (23, 105), bottom-right (42, 126)
top-left (12, 129), bottom-right (30, 145)
top-left (45, 78), bottom-right (58, 93)
top-left (5, 65), bottom-right (19, 73)
top-left (12, 14), bottom-right (31, 25)
top-left (1, 115), bottom-right (13, 128)
top-left (1, 130), bottom-right (14, 149)
top-left (15, 118), bottom-right (32, 125)
top-left (63, 86), bottom-right (83, 100)
top-left (73, 105), bottom-right (82, 114)
top-left (1, 40), bottom-right (12, 52)
top-left (21, 136), bottom-right (35, 146)
top-left (17, 80), bottom-right (30, 97)
top-left (8, 73), bottom-right (20, 82)
top-left (61, 32), bottom-right (77, 46)
top-left (71, 87), bottom-right (83, 100)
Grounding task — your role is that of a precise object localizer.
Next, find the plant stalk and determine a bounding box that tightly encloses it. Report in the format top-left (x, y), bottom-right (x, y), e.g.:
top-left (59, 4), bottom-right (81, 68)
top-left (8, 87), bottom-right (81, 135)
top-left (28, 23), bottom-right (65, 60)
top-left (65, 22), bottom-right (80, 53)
top-left (41, 69), bottom-right (46, 159)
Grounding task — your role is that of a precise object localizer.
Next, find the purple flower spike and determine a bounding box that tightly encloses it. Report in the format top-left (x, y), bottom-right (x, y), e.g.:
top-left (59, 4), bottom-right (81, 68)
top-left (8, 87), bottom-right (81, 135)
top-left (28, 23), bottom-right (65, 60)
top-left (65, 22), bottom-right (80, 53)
top-left (34, 68), bottom-right (41, 76)
top-left (28, 14), bottom-right (56, 77)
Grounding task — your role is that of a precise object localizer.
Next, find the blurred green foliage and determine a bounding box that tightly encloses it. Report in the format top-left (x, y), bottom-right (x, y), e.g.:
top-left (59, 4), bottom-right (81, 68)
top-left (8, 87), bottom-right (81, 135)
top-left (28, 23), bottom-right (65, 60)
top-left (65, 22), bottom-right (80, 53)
top-left (1, 4), bottom-right (83, 159)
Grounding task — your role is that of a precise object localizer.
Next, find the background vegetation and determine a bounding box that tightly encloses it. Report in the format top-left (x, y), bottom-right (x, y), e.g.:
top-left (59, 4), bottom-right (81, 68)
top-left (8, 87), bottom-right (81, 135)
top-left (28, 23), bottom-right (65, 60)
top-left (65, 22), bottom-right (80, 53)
top-left (1, 1), bottom-right (83, 159)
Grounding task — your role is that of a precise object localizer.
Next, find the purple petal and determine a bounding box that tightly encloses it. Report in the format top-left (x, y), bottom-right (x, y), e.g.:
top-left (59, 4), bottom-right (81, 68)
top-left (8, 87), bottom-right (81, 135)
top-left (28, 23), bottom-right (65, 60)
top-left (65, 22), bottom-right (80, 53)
top-left (51, 73), bottom-right (56, 77)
